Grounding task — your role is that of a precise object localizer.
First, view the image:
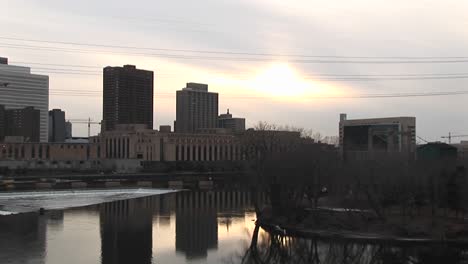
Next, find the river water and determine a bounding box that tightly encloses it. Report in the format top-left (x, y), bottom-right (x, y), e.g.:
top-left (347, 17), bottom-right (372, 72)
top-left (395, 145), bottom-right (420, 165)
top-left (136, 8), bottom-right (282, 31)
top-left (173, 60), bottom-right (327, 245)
top-left (1, 190), bottom-right (467, 264)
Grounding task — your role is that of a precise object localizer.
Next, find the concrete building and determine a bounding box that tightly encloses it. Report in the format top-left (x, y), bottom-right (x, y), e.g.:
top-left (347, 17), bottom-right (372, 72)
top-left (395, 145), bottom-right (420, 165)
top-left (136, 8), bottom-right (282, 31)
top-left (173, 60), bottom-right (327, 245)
top-left (49, 109), bottom-right (66, 142)
top-left (96, 124), bottom-right (241, 162)
top-left (339, 113), bottom-right (416, 160)
top-left (0, 59), bottom-right (49, 142)
top-left (4, 106), bottom-right (41, 142)
top-left (218, 109), bottom-right (245, 133)
top-left (175, 83), bottom-right (218, 133)
top-left (159, 125), bottom-right (171, 133)
top-left (0, 141), bottom-right (99, 161)
top-left (0, 105), bottom-right (5, 141)
top-left (102, 65), bottom-right (154, 131)
top-left (65, 121), bottom-right (72, 139)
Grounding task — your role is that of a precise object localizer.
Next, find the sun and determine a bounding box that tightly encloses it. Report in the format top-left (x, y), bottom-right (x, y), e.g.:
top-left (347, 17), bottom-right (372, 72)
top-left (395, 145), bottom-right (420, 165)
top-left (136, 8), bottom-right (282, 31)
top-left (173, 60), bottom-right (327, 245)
top-left (209, 63), bottom-right (348, 101)
top-left (249, 64), bottom-right (308, 97)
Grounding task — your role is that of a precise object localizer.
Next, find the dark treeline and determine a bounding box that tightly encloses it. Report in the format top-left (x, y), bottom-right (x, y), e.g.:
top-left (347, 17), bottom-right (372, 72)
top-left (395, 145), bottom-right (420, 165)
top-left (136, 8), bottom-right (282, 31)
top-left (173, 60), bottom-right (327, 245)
top-left (242, 122), bottom-right (468, 239)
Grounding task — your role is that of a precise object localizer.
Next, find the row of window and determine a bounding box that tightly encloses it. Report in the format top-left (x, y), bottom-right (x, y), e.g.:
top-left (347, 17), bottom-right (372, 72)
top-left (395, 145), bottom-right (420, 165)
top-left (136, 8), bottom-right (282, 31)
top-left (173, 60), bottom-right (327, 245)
top-left (1, 145), bottom-right (50, 159)
top-left (0, 145), bottom-right (94, 160)
top-left (105, 138), bottom-right (130, 159)
top-left (175, 144), bottom-right (243, 161)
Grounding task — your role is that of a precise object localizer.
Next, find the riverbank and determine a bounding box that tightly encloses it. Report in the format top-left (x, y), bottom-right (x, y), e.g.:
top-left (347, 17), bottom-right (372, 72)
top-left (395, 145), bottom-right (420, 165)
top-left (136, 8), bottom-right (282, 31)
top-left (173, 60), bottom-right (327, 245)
top-left (258, 206), bottom-right (468, 244)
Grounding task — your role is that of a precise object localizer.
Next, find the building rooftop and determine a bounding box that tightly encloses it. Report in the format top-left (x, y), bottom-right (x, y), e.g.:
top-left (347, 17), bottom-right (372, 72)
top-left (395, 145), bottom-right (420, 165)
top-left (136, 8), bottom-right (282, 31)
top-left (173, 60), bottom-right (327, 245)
top-left (340, 115), bottom-right (416, 125)
top-left (0, 64), bottom-right (31, 74)
top-left (184, 82), bottom-right (209, 92)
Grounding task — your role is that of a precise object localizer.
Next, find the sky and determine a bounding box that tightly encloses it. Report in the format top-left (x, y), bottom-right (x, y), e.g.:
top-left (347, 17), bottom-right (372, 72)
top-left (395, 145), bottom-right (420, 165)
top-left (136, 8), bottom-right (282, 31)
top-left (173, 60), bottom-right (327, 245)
top-left (2, 0), bottom-right (468, 142)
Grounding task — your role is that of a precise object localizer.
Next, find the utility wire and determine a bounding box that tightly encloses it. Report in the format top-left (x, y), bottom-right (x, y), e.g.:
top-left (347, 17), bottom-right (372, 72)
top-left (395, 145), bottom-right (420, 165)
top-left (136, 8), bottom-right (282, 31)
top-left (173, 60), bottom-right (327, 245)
top-left (3, 41), bottom-right (468, 64)
top-left (48, 90), bottom-right (468, 99)
top-left (2, 36), bottom-right (468, 59)
top-left (30, 69), bottom-right (468, 81)
top-left (13, 61), bottom-right (468, 78)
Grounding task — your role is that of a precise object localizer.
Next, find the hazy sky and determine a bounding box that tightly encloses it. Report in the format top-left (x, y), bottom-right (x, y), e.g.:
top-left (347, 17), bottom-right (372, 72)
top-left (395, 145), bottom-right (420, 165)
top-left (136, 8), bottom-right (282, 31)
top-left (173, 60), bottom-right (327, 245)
top-left (2, 0), bottom-right (468, 142)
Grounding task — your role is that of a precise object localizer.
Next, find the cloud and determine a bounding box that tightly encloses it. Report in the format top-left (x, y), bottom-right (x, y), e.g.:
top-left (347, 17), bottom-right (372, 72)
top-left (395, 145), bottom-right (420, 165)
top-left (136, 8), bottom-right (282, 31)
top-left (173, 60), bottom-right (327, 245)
top-left (2, 0), bottom-right (468, 140)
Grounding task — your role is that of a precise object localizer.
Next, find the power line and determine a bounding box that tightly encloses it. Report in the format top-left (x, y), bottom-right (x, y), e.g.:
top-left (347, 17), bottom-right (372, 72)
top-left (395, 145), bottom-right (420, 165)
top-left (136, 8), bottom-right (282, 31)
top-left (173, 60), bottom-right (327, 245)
top-left (14, 61), bottom-right (468, 78)
top-left (11, 61), bottom-right (102, 69)
top-left (30, 68), bottom-right (468, 81)
top-left (2, 36), bottom-right (468, 59)
top-left (3, 39), bottom-right (468, 64)
top-left (48, 90), bottom-right (468, 99)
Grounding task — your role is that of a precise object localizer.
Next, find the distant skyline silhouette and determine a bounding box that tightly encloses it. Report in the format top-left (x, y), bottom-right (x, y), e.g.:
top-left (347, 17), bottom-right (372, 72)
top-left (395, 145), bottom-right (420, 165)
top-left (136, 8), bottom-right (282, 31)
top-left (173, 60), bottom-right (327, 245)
top-left (2, 0), bottom-right (468, 142)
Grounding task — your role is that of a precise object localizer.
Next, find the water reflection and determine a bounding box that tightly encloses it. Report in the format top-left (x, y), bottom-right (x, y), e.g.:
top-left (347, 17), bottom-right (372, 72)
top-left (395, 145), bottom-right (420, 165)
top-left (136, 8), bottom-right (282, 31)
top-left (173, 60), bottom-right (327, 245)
top-left (100, 198), bottom-right (153, 264)
top-left (174, 190), bottom-right (263, 260)
top-left (3, 190), bottom-right (466, 264)
top-left (236, 228), bottom-right (468, 264)
top-left (0, 212), bottom-right (47, 264)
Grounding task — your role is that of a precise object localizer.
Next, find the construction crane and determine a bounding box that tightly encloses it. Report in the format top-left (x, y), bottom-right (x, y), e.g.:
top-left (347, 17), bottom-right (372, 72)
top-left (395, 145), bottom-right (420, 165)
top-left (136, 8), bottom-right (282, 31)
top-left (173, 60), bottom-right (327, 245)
top-left (441, 132), bottom-right (468, 144)
top-left (68, 118), bottom-right (101, 137)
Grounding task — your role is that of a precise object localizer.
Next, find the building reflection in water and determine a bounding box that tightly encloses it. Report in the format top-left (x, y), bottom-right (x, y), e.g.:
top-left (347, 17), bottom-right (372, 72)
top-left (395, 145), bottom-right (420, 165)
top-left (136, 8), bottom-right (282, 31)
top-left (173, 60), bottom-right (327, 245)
top-left (0, 212), bottom-right (47, 264)
top-left (174, 190), bottom-right (262, 260)
top-left (157, 193), bottom-right (175, 227)
top-left (99, 198), bottom-right (154, 264)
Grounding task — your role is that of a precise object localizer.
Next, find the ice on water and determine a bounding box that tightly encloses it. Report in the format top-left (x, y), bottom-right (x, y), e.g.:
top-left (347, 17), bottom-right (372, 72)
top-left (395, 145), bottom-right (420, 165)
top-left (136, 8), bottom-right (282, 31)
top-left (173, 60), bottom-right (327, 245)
top-left (0, 188), bottom-right (177, 215)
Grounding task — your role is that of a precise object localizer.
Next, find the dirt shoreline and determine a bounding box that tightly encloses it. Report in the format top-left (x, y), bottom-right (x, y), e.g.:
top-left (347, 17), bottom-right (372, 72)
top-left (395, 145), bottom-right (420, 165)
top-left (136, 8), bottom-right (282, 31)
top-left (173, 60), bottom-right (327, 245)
top-left (259, 220), bottom-right (468, 246)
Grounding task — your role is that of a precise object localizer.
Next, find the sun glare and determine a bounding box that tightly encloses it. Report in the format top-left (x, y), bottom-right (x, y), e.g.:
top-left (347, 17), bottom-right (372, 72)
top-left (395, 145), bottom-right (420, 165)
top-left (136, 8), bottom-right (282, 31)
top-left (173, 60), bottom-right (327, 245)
top-left (246, 63), bottom-right (342, 100)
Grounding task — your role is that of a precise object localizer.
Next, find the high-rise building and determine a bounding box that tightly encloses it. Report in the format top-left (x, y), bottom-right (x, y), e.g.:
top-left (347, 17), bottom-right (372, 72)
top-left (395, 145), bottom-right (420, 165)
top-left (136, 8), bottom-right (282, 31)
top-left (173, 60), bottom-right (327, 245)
top-left (48, 109), bottom-right (66, 142)
top-left (65, 121), bottom-right (72, 139)
top-left (175, 83), bottom-right (218, 133)
top-left (0, 59), bottom-right (49, 141)
top-left (4, 106), bottom-right (41, 142)
top-left (218, 109), bottom-right (245, 133)
top-left (0, 105), bottom-right (5, 141)
top-left (102, 65), bottom-right (154, 131)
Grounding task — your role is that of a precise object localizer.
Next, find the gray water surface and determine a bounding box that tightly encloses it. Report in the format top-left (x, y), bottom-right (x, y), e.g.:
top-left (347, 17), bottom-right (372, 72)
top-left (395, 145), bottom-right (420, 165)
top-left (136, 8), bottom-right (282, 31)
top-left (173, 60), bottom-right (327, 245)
top-left (1, 190), bottom-right (467, 264)
top-left (0, 190), bottom-right (258, 264)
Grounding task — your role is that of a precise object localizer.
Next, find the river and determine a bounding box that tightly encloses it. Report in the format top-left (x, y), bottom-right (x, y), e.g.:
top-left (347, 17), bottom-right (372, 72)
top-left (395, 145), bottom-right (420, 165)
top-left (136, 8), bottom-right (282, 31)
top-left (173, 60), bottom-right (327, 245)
top-left (0, 190), bottom-right (467, 264)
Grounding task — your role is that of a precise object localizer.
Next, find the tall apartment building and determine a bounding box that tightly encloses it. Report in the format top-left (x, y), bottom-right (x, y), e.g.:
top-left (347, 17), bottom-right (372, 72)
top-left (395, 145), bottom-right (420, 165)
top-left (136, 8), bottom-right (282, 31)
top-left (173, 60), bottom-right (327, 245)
top-left (102, 65), bottom-right (154, 131)
top-left (4, 106), bottom-right (41, 142)
top-left (218, 109), bottom-right (245, 133)
top-left (339, 113), bottom-right (416, 160)
top-left (175, 83), bottom-right (218, 133)
top-left (0, 105), bottom-right (5, 141)
top-left (0, 59), bottom-right (49, 141)
top-left (65, 121), bottom-right (72, 139)
top-left (49, 109), bottom-right (66, 142)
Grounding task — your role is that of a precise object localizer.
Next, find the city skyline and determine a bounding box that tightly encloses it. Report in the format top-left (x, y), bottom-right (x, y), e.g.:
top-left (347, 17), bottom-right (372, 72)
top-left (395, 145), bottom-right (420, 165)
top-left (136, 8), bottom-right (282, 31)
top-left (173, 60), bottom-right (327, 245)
top-left (2, 0), bottom-right (468, 142)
